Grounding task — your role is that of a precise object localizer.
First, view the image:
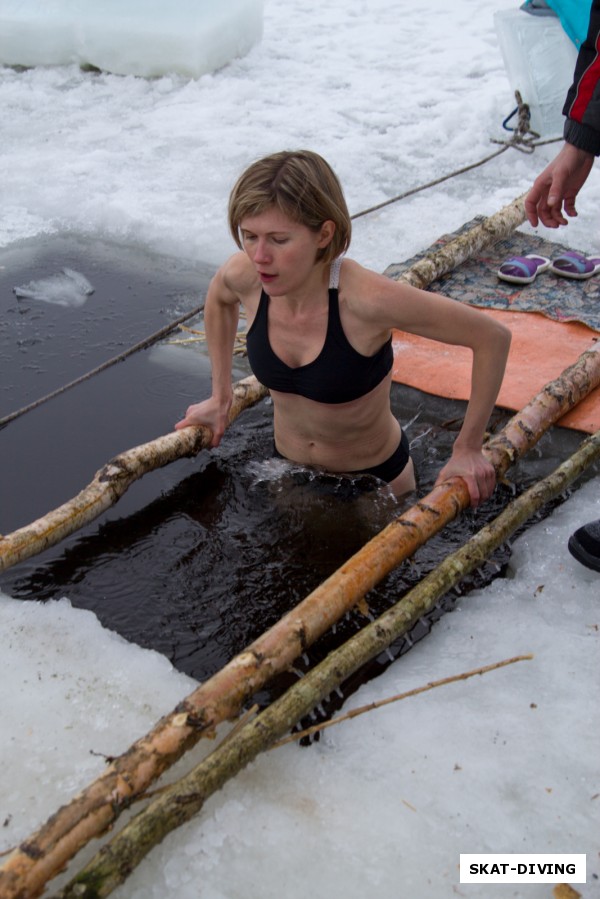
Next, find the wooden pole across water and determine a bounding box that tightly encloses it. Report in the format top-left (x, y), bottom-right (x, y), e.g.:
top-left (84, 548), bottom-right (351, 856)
top-left (0, 376), bottom-right (267, 573)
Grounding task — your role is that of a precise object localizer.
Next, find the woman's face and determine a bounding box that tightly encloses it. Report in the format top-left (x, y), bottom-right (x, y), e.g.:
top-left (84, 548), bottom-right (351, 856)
top-left (239, 207), bottom-right (334, 296)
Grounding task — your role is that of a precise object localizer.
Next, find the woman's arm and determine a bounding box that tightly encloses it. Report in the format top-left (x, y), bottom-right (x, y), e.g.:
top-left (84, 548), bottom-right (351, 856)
top-left (401, 285), bottom-right (511, 504)
top-left (174, 258), bottom-right (243, 447)
top-left (348, 264), bottom-right (512, 504)
top-left (431, 302), bottom-right (511, 505)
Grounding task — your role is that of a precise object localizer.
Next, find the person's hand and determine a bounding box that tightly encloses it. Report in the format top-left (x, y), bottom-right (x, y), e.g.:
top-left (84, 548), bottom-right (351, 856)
top-left (525, 142), bottom-right (595, 228)
top-left (434, 447), bottom-right (496, 507)
top-left (174, 395), bottom-right (232, 448)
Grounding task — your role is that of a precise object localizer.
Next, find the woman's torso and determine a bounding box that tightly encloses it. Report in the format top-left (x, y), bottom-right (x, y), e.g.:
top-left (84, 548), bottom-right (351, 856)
top-left (239, 256), bottom-right (401, 472)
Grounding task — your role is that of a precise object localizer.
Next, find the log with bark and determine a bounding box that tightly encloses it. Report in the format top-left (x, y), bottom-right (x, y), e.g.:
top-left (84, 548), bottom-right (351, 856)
top-left (0, 376), bottom-right (267, 573)
top-left (52, 428), bottom-right (600, 898)
top-left (1, 340), bottom-right (599, 899)
top-left (391, 193), bottom-right (527, 290)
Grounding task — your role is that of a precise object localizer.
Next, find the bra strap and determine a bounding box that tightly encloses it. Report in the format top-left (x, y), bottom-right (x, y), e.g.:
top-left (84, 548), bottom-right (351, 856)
top-left (329, 256), bottom-right (343, 289)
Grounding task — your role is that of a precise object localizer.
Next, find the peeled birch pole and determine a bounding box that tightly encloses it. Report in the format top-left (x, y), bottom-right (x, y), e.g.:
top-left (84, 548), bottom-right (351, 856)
top-left (2, 341), bottom-right (599, 899)
top-left (0, 375), bottom-right (267, 573)
top-left (53, 429), bottom-right (600, 899)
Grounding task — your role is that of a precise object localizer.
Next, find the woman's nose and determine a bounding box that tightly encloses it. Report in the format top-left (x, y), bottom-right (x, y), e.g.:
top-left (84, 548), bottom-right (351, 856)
top-left (253, 238), bottom-right (271, 263)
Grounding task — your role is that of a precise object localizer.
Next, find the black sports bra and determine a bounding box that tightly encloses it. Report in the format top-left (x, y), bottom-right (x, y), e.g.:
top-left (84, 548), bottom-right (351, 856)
top-left (245, 258), bottom-right (393, 404)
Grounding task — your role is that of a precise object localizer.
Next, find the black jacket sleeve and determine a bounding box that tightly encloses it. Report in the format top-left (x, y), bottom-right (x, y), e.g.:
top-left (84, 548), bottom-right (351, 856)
top-left (563, 0), bottom-right (600, 154)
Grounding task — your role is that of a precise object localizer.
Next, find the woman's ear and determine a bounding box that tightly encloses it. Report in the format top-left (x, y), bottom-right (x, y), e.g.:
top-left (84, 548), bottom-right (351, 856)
top-left (318, 220), bottom-right (336, 248)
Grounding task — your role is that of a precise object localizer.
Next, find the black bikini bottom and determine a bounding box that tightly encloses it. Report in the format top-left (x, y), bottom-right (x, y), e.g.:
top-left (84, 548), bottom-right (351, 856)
top-left (273, 429), bottom-right (410, 484)
top-left (350, 429), bottom-right (410, 482)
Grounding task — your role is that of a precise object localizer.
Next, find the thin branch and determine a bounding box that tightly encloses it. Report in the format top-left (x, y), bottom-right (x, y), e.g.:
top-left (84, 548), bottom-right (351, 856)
top-left (271, 654), bottom-right (534, 748)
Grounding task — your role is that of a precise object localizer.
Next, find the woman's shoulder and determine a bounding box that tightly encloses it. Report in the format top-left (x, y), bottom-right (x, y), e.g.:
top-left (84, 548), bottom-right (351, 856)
top-left (339, 255), bottom-right (416, 331)
top-left (339, 257), bottom-right (395, 306)
top-left (214, 252), bottom-right (260, 300)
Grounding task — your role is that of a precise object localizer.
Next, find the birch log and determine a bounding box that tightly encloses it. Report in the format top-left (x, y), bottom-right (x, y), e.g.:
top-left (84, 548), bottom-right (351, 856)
top-left (2, 341), bottom-right (599, 899)
top-left (0, 376), bottom-right (267, 572)
top-left (53, 429), bottom-right (600, 899)
top-left (390, 193), bottom-right (527, 289)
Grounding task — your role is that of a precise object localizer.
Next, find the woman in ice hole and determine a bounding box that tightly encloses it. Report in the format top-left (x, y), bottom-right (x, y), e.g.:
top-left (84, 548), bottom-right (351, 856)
top-left (175, 150), bottom-right (511, 505)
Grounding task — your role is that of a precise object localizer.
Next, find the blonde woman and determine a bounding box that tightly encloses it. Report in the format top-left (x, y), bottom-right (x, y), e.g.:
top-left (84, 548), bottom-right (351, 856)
top-left (176, 150), bottom-right (511, 506)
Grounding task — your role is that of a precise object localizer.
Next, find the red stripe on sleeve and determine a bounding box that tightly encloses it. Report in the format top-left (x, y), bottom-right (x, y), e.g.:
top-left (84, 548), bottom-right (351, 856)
top-left (569, 34), bottom-right (600, 122)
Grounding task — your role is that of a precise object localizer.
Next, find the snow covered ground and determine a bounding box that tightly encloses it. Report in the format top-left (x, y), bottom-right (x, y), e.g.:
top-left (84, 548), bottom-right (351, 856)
top-left (0, 1), bottom-right (598, 896)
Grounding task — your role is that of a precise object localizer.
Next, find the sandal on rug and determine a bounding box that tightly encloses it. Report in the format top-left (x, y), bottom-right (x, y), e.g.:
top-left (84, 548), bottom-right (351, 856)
top-left (550, 252), bottom-right (600, 280)
top-left (497, 254), bottom-right (551, 285)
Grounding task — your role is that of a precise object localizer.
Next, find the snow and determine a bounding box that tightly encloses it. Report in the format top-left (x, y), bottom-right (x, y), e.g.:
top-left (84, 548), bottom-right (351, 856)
top-left (0, 1), bottom-right (599, 896)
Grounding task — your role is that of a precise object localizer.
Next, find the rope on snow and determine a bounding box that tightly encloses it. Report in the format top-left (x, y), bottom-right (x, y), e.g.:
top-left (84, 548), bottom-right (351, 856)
top-left (351, 91), bottom-right (561, 221)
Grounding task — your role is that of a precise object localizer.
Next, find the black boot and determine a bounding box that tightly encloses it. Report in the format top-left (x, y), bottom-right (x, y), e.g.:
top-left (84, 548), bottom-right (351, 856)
top-left (568, 518), bottom-right (600, 572)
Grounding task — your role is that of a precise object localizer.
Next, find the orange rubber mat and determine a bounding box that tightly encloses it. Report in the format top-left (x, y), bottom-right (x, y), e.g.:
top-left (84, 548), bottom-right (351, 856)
top-left (392, 308), bottom-right (599, 433)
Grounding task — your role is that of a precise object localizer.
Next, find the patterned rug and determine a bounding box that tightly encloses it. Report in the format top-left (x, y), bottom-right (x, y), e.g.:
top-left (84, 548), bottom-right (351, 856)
top-left (385, 217), bottom-right (600, 333)
top-left (384, 218), bottom-right (600, 433)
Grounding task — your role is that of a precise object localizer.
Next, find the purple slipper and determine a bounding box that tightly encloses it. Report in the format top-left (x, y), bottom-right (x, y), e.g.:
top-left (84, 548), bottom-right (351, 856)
top-left (497, 254), bottom-right (551, 285)
top-left (550, 252), bottom-right (600, 280)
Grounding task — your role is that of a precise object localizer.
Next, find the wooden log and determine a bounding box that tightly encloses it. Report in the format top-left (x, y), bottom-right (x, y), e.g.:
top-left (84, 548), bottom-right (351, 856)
top-left (390, 193), bottom-right (527, 290)
top-left (486, 340), bottom-right (600, 468)
top-left (1, 342), bottom-right (599, 899)
top-left (52, 428), bottom-right (600, 898)
top-left (0, 376), bottom-right (267, 573)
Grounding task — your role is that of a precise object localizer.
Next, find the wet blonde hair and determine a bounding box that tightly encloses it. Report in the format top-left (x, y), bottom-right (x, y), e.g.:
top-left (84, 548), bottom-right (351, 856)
top-left (228, 150), bottom-right (351, 264)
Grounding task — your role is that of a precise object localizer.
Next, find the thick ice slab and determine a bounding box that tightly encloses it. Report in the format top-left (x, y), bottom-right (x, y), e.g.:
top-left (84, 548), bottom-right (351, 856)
top-left (0, 0), bottom-right (264, 78)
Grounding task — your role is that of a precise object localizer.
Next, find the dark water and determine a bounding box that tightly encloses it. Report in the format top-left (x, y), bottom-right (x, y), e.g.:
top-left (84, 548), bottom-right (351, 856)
top-left (0, 235), bottom-right (593, 725)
